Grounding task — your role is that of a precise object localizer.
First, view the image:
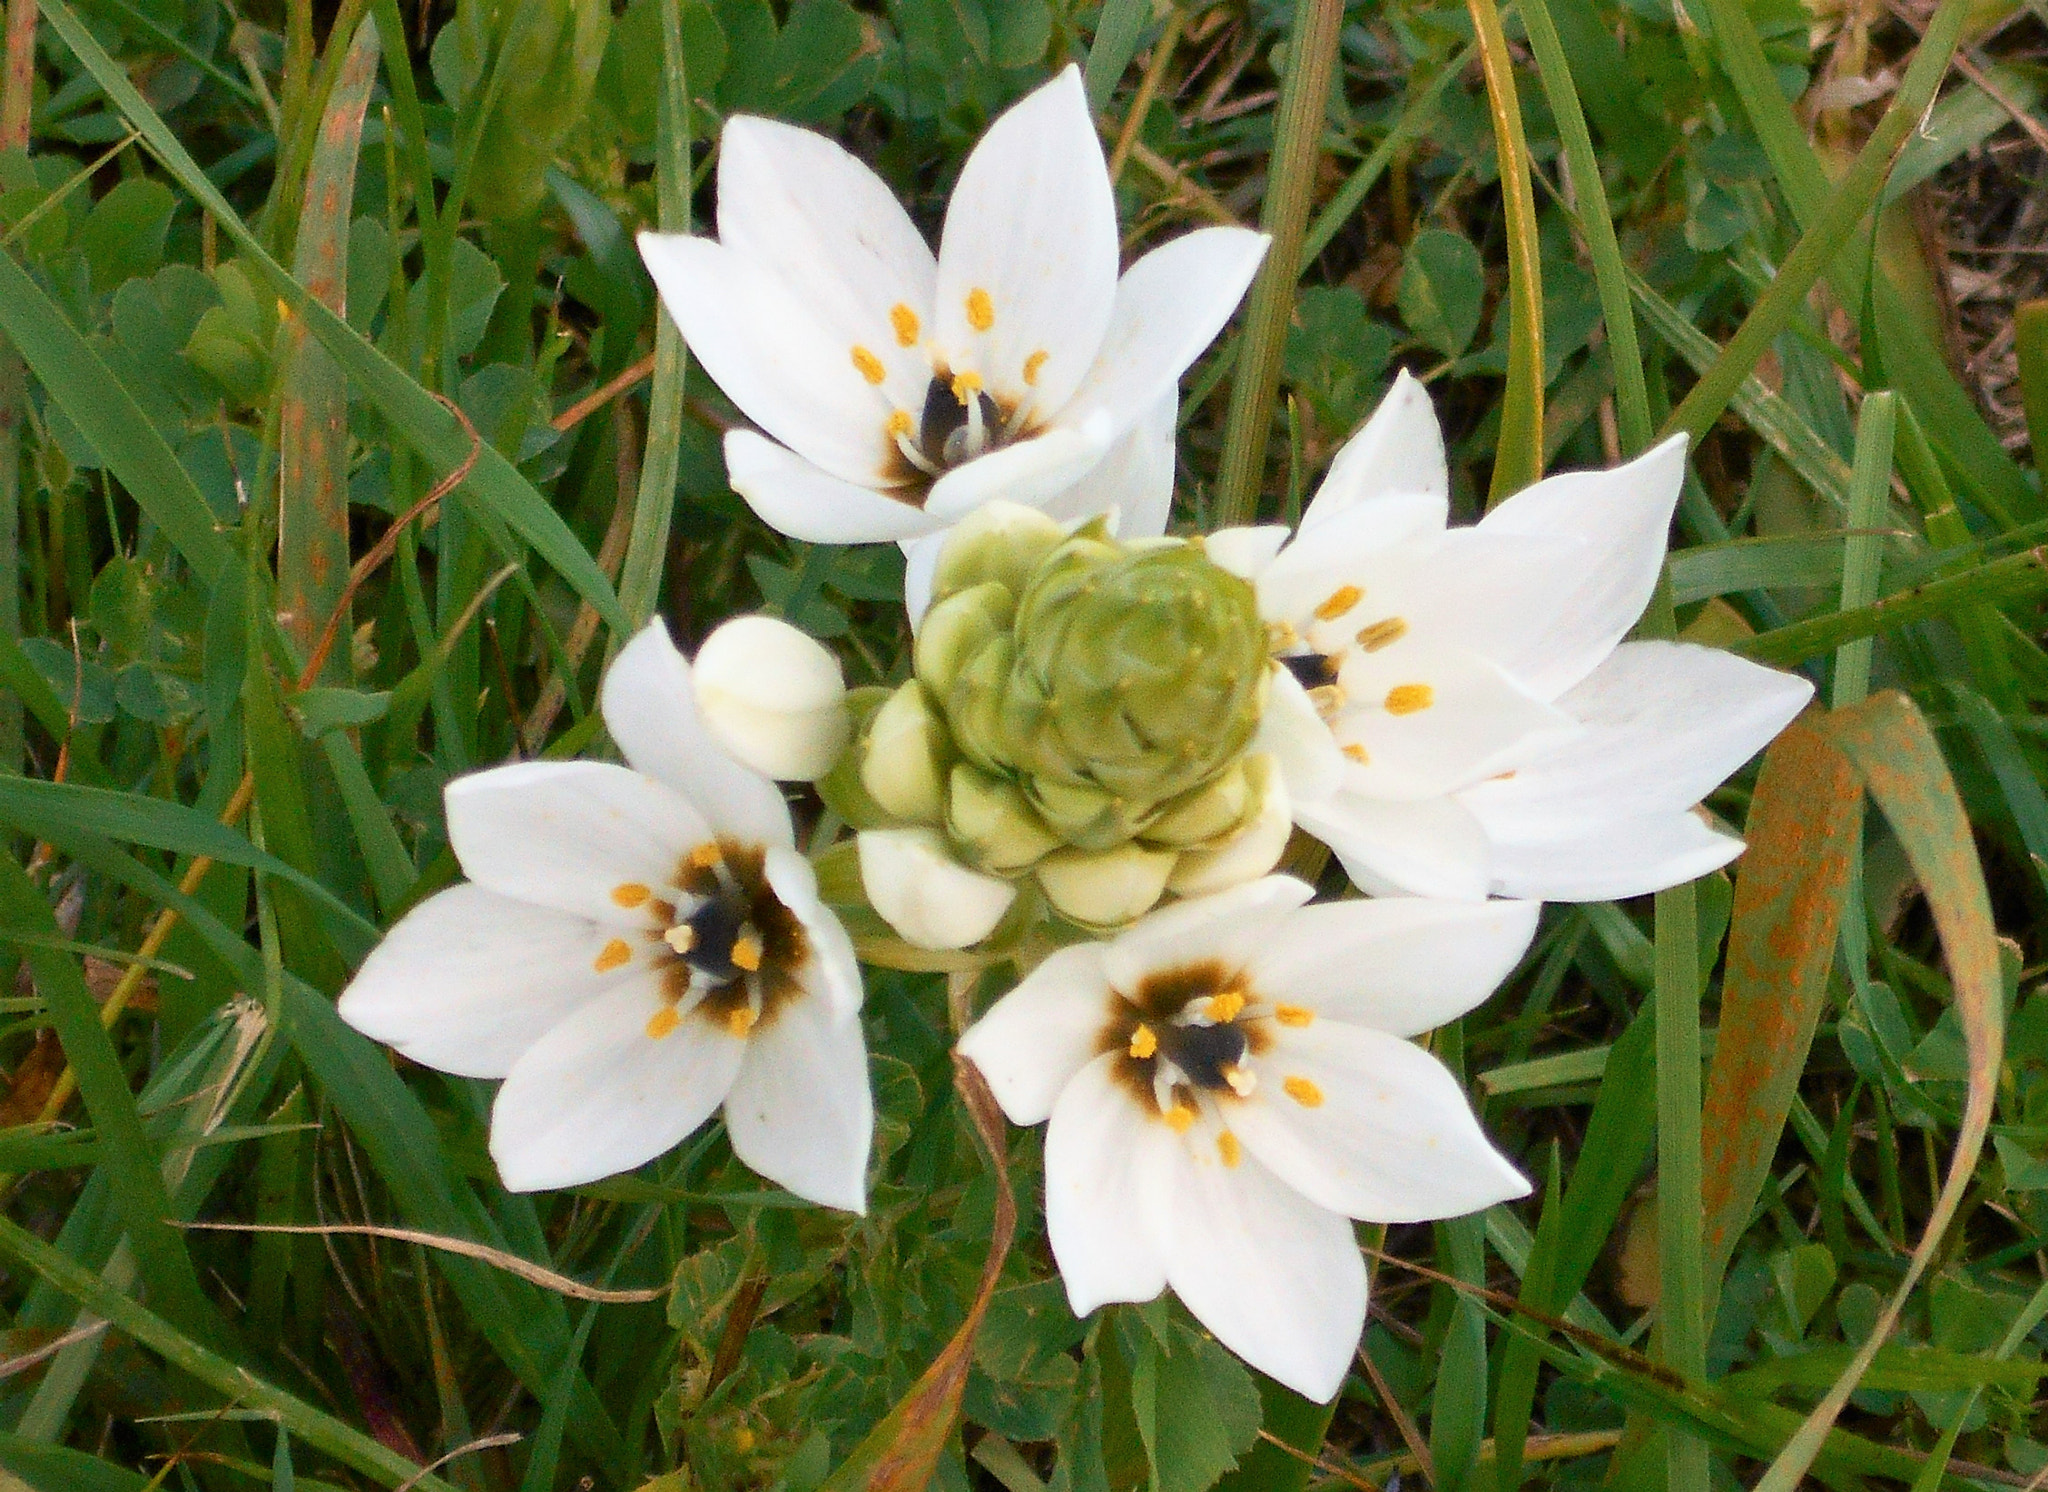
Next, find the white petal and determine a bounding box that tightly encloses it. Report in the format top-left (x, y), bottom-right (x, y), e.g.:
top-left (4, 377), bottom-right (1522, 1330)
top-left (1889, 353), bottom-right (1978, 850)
top-left (923, 414), bottom-right (1118, 524)
top-left (1154, 1113), bottom-right (1366, 1402)
top-left (764, 846), bottom-right (864, 1022)
top-left (1246, 898), bottom-right (1539, 1037)
top-left (601, 620), bottom-right (795, 848)
top-left (1101, 875), bottom-right (1314, 993)
top-left (1326, 642), bottom-right (1580, 800)
top-left (444, 761), bottom-right (709, 924)
top-left (637, 234), bottom-right (895, 486)
top-left (1062, 228), bottom-right (1269, 435)
top-left (1475, 433), bottom-right (1688, 698)
top-left (723, 993), bottom-right (872, 1212)
top-left (692, 615), bottom-right (849, 782)
top-left (1299, 369), bottom-right (1449, 535)
top-left (857, 827), bottom-right (1017, 949)
top-left (1478, 808), bottom-right (1745, 902)
top-left (1293, 792), bottom-right (1492, 901)
top-left (1458, 640), bottom-right (1814, 834)
top-left (1041, 393), bottom-right (1176, 537)
top-left (958, 943), bottom-right (1114, 1126)
top-left (934, 67), bottom-right (1118, 412)
top-left (1166, 759), bottom-right (1293, 898)
top-left (338, 885), bottom-right (634, 1079)
top-left (489, 975), bottom-right (746, 1192)
top-left (1233, 1021), bottom-right (1529, 1223)
top-left (714, 115), bottom-right (937, 416)
top-left (724, 430), bottom-right (945, 545)
top-left (901, 528), bottom-right (948, 633)
top-left (1257, 666), bottom-right (1347, 806)
top-left (1045, 1054), bottom-right (1173, 1315)
top-left (1204, 525), bottom-right (1290, 581)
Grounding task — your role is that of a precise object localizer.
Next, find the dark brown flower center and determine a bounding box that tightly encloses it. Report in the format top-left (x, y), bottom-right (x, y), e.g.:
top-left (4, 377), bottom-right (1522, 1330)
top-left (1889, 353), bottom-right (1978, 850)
top-left (650, 842), bottom-right (808, 1037)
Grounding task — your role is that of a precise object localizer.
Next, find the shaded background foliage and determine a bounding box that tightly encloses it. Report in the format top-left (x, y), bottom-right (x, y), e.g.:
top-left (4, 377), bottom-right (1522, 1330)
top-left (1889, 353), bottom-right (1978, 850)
top-left (0, 0), bottom-right (2043, 1487)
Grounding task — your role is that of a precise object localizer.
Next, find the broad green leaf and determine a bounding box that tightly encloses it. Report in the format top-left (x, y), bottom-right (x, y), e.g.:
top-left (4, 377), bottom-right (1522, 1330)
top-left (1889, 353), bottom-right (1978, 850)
top-left (1397, 228), bottom-right (1485, 359)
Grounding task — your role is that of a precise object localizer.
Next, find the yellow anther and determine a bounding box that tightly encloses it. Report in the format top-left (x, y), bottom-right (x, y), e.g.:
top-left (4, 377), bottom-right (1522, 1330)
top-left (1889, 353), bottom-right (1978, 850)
top-left (731, 935), bottom-right (764, 973)
top-left (1314, 585), bottom-right (1363, 621)
top-left (594, 938), bottom-right (633, 973)
top-left (1203, 990), bottom-right (1247, 1023)
top-left (1308, 684), bottom-right (1346, 716)
top-left (890, 303), bottom-right (920, 347)
top-left (1266, 619), bottom-right (1300, 651)
top-left (1274, 1004), bottom-right (1314, 1027)
top-left (950, 370), bottom-right (983, 402)
top-left (1128, 1024), bottom-right (1159, 1060)
top-left (1356, 616), bottom-right (1409, 651)
top-left (1342, 744), bottom-right (1370, 764)
top-left (966, 287), bottom-right (994, 331)
top-left (1023, 349), bottom-right (1049, 386)
top-left (663, 924), bottom-right (697, 956)
top-left (1284, 1076), bottom-right (1325, 1108)
top-left (611, 882), bottom-right (651, 907)
top-left (689, 843), bottom-right (723, 869)
top-left (1222, 1063), bottom-right (1258, 1098)
top-left (727, 1005), bottom-right (759, 1037)
top-left (1163, 1103), bottom-right (1196, 1133)
top-left (886, 409), bottom-right (914, 437)
top-left (851, 345), bottom-right (887, 384)
top-left (1385, 683), bottom-right (1435, 715)
top-left (1217, 1131), bottom-right (1242, 1167)
top-left (645, 1005), bottom-right (680, 1040)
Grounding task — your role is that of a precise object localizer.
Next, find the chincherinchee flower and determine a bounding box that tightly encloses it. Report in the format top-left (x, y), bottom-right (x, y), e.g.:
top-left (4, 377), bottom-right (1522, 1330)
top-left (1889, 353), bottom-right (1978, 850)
top-left (1214, 372), bottom-right (1814, 901)
top-left (636, 66), bottom-right (1267, 546)
top-left (959, 877), bottom-right (1535, 1400)
top-left (338, 620), bottom-right (871, 1208)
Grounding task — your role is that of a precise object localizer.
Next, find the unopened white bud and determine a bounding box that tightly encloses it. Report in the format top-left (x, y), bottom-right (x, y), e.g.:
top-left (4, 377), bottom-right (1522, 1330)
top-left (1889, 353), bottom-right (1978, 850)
top-left (1168, 755), bottom-right (1291, 897)
top-left (1035, 842), bottom-right (1176, 928)
top-left (858, 827), bottom-right (1017, 950)
top-left (860, 682), bottom-right (949, 824)
top-left (692, 616), bottom-right (848, 781)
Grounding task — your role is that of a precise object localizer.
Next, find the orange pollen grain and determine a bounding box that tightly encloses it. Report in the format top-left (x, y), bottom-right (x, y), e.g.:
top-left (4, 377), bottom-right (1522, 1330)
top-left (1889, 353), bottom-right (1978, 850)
top-left (1341, 744), bottom-right (1369, 764)
top-left (1023, 349), bottom-right (1049, 386)
top-left (727, 1006), bottom-right (759, 1037)
top-left (851, 345), bottom-right (887, 384)
top-left (1163, 1103), bottom-right (1195, 1133)
top-left (1385, 683), bottom-right (1435, 715)
top-left (890, 303), bottom-right (920, 346)
top-left (966, 288), bottom-right (994, 331)
top-left (1356, 616), bottom-right (1408, 651)
top-left (1284, 1076), bottom-right (1325, 1108)
top-left (645, 1005), bottom-right (680, 1040)
top-left (1217, 1131), bottom-right (1242, 1167)
top-left (1203, 990), bottom-right (1247, 1023)
top-left (1129, 1024), bottom-right (1159, 1060)
top-left (594, 938), bottom-right (633, 973)
top-left (951, 370), bottom-right (983, 401)
top-left (731, 936), bottom-right (763, 973)
top-left (1314, 585), bottom-right (1363, 621)
top-left (886, 409), bottom-right (914, 437)
top-left (689, 843), bottom-right (723, 869)
top-left (612, 882), bottom-right (651, 907)
top-left (1274, 1004), bottom-right (1314, 1027)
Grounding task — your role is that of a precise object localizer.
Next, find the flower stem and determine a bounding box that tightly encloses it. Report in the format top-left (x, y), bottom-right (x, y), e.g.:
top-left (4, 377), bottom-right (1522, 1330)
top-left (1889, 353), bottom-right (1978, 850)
top-left (1213, 0), bottom-right (1344, 528)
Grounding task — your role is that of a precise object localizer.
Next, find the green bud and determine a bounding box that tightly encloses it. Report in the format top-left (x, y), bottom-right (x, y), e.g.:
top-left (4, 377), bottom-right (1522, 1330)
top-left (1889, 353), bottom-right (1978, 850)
top-left (1022, 776), bottom-right (1135, 852)
top-left (860, 682), bottom-right (949, 825)
top-left (1036, 843), bottom-right (1177, 928)
top-left (914, 581), bottom-right (1014, 698)
top-left (947, 764), bottom-right (1061, 873)
top-left (929, 500), bottom-right (1068, 606)
top-left (1142, 759), bottom-right (1257, 848)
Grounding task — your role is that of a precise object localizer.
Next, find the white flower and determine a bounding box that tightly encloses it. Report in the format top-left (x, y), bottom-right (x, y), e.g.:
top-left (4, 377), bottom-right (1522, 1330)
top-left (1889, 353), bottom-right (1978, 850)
top-left (636, 66), bottom-right (1267, 547)
top-left (1214, 372), bottom-right (1815, 901)
top-left (959, 877), bottom-right (1535, 1401)
top-left (692, 615), bottom-right (849, 782)
top-left (338, 621), bottom-right (871, 1210)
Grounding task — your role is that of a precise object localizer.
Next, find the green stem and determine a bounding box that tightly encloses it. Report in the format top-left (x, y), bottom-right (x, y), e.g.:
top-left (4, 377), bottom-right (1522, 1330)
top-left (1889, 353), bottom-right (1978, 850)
top-left (1212, 0), bottom-right (1344, 528)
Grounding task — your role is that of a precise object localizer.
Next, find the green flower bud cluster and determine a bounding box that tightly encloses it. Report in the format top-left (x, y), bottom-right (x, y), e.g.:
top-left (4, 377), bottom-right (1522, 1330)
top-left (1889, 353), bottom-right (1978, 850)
top-left (853, 503), bottom-right (1276, 929)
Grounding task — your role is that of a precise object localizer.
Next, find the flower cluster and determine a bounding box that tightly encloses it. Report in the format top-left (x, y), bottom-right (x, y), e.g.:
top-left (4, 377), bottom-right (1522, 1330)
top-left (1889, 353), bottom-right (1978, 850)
top-left (339, 67), bottom-right (1813, 1404)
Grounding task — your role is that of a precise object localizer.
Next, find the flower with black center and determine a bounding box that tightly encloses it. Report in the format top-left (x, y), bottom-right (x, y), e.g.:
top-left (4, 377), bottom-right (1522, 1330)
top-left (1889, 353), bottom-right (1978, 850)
top-left (957, 877), bottom-right (1535, 1400)
top-left (338, 620), bottom-right (870, 1207)
top-left (1212, 372), bottom-right (1815, 901)
top-left (636, 66), bottom-right (1267, 547)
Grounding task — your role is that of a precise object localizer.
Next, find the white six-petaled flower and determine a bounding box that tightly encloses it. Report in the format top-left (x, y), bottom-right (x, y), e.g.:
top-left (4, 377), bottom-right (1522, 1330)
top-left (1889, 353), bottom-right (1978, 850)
top-left (338, 620), bottom-right (872, 1209)
top-left (958, 876), bottom-right (1535, 1401)
top-left (636, 66), bottom-right (1267, 549)
top-left (1211, 372), bottom-right (1815, 902)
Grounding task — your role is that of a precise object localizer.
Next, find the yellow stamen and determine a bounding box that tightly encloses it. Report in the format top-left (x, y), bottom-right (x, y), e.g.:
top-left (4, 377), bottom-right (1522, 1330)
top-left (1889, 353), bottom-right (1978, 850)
top-left (1217, 1131), bottom-right (1242, 1167)
top-left (950, 370), bottom-right (983, 402)
top-left (1314, 585), bottom-right (1363, 621)
top-left (1309, 684), bottom-right (1346, 716)
top-left (689, 843), bottom-right (723, 869)
top-left (850, 345), bottom-right (887, 384)
top-left (1274, 1004), bottom-right (1314, 1027)
top-left (645, 1006), bottom-right (680, 1040)
top-left (1203, 990), bottom-right (1247, 1023)
top-left (731, 935), bottom-right (763, 973)
top-left (727, 1006), bottom-right (759, 1037)
top-left (1022, 349), bottom-right (1049, 386)
top-left (1163, 1103), bottom-right (1195, 1134)
top-left (1356, 616), bottom-right (1409, 651)
top-left (1385, 683), bottom-right (1435, 715)
top-left (966, 287), bottom-right (994, 331)
top-left (1342, 744), bottom-right (1370, 764)
top-left (886, 409), bottom-right (915, 437)
top-left (890, 303), bottom-right (920, 347)
top-left (663, 925), bottom-right (697, 956)
top-left (594, 938), bottom-right (633, 973)
top-left (1128, 1024), bottom-right (1159, 1060)
top-left (611, 882), bottom-right (651, 908)
top-left (1284, 1076), bottom-right (1325, 1108)
top-left (1221, 1063), bottom-right (1257, 1098)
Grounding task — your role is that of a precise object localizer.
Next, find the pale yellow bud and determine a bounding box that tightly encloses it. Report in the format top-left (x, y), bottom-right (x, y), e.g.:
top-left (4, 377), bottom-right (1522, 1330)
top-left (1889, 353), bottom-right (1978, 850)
top-left (859, 682), bottom-right (949, 824)
top-left (1035, 842), bottom-right (1176, 928)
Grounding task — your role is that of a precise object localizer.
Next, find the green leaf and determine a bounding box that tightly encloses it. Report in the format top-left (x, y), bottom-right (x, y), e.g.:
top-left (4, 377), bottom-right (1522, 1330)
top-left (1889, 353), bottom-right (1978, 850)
top-left (72, 177), bottom-right (174, 292)
top-left (1397, 229), bottom-right (1485, 359)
